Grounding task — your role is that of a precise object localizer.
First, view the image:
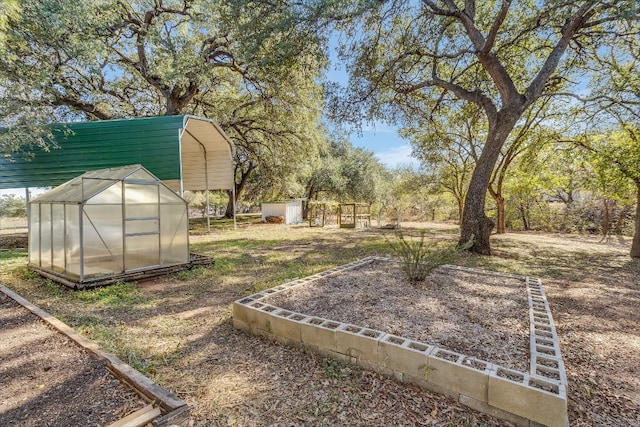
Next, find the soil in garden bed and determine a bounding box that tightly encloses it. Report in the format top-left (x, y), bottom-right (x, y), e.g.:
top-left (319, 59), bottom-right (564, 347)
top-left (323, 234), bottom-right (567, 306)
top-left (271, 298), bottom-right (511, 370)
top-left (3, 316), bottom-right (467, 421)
top-left (263, 260), bottom-right (531, 372)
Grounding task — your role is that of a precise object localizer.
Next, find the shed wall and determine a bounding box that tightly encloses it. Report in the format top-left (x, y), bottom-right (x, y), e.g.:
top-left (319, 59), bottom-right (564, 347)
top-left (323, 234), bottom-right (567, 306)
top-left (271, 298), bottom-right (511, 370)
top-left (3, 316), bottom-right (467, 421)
top-left (261, 203), bottom-right (286, 221)
top-left (0, 115), bottom-right (234, 193)
top-left (261, 201), bottom-right (302, 224)
top-left (285, 203), bottom-right (303, 224)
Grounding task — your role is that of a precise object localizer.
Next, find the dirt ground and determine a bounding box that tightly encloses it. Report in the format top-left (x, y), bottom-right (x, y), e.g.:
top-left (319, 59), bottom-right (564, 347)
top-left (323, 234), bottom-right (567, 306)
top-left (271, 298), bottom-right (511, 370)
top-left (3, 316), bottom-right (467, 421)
top-left (0, 292), bottom-right (145, 427)
top-left (1, 225), bottom-right (639, 426)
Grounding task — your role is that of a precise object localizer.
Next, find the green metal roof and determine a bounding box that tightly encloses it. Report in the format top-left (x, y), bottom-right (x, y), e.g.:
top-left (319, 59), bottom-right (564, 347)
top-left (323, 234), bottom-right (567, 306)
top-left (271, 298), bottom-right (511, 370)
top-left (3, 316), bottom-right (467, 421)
top-left (0, 115), bottom-right (234, 191)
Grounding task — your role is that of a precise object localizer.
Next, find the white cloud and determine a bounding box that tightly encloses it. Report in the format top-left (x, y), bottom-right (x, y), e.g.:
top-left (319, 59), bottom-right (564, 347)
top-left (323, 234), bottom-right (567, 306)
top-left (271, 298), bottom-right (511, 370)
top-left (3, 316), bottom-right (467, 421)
top-left (375, 145), bottom-right (419, 168)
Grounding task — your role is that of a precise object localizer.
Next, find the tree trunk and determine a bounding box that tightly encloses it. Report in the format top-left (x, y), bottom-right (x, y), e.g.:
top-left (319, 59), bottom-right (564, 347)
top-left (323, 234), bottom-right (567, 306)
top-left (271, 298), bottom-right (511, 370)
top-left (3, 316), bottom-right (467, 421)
top-left (631, 182), bottom-right (640, 258)
top-left (495, 195), bottom-right (507, 234)
top-left (302, 184), bottom-right (315, 220)
top-left (224, 189), bottom-right (235, 219)
top-left (457, 196), bottom-right (464, 226)
top-left (224, 162), bottom-right (255, 219)
top-left (601, 198), bottom-right (612, 240)
top-left (613, 204), bottom-right (632, 235)
top-left (459, 115), bottom-right (518, 254)
top-left (518, 205), bottom-right (530, 231)
top-left (488, 189), bottom-right (506, 234)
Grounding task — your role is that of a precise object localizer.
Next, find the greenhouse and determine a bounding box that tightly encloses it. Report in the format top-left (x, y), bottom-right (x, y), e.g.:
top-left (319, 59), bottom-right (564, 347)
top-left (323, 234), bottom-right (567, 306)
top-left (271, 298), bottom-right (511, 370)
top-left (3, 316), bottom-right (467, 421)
top-left (28, 165), bottom-right (191, 288)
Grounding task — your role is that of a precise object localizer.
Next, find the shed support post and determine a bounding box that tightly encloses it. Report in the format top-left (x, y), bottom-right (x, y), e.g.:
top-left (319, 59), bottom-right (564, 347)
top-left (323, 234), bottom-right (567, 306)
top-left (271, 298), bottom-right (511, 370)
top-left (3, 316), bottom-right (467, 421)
top-left (25, 188), bottom-right (30, 218)
top-left (205, 181), bottom-right (210, 234)
top-left (233, 184), bottom-right (237, 230)
top-left (202, 144), bottom-right (210, 234)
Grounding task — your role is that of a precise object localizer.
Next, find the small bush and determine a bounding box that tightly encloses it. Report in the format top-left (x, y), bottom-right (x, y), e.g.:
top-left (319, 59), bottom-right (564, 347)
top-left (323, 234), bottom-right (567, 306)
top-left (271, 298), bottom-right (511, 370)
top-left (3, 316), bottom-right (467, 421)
top-left (389, 230), bottom-right (472, 283)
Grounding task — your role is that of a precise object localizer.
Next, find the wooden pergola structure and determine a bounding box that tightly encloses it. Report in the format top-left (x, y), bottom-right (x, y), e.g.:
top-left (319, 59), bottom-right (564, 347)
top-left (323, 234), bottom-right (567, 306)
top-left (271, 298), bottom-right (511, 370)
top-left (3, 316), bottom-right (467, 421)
top-left (338, 203), bottom-right (371, 229)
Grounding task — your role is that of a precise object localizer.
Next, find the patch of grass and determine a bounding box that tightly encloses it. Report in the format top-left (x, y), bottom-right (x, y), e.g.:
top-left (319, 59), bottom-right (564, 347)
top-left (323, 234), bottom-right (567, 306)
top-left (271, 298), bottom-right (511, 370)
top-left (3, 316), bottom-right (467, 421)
top-left (192, 237), bottom-right (290, 254)
top-left (189, 214), bottom-right (262, 233)
top-left (39, 279), bottom-right (68, 297)
top-left (62, 312), bottom-right (104, 327)
top-left (249, 263), bottom-right (308, 293)
top-left (62, 312), bottom-right (167, 381)
top-left (459, 253), bottom-right (532, 276)
top-left (173, 265), bottom-right (214, 281)
top-left (19, 266), bottom-right (41, 280)
top-left (63, 313), bottom-right (119, 346)
top-left (0, 249), bottom-right (27, 261)
top-left (74, 281), bottom-right (144, 307)
top-left (321, 357), bottom-right (351, 383)
top-left (9, 268), bottom-right (69, 298)
top-left (125, 349), bottom-right (158, 378)
top-left (0, 262), bottom-right (31, 284)
top-left (583, 384), bottom-right (593, 399)
top-left (543, 267), bottom-right (565, 278)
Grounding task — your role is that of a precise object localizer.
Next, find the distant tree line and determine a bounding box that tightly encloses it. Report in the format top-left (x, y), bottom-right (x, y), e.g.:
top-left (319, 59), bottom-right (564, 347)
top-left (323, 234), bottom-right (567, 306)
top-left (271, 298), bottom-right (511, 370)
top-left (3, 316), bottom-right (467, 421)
top-left (0, 195), bottom-right (26, 218)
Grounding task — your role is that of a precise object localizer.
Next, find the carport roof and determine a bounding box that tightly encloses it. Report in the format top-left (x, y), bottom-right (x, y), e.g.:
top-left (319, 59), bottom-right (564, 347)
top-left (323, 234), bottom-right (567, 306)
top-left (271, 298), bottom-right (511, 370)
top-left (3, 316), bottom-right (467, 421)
top-left (0, 115), bottom-right (234, 192)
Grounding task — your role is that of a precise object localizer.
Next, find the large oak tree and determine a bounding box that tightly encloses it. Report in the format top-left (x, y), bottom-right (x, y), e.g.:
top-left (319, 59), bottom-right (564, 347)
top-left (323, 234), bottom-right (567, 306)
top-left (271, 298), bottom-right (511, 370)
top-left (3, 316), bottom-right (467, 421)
top-left (1, 0), bottom-right (326, 213)
top-left (327, 0), bottom-right (639, 254)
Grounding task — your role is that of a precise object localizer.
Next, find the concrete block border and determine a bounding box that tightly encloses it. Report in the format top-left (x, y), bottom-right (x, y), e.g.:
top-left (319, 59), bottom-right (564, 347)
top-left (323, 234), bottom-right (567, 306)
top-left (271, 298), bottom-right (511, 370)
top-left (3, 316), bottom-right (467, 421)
top-left (233, 257), bottom-right (568, 427)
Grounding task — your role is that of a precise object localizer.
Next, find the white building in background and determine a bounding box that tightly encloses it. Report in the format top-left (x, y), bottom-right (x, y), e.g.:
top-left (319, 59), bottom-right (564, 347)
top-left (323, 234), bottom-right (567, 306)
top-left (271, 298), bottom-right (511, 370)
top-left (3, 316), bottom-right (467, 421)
top-left (261, 200), bottom-right (304, 224)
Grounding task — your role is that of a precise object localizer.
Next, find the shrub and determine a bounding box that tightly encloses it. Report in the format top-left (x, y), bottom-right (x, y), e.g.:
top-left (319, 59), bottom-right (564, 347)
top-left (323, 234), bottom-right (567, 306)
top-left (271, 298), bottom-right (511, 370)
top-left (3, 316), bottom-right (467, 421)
top-left (389, 230), bottom-right (472, 283)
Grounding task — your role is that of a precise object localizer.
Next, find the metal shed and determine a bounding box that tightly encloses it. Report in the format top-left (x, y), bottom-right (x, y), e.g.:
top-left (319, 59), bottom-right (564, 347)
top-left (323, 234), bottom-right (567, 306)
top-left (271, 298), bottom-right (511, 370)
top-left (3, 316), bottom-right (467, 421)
top-left (28, 165), bottom-right (192, 288)
top-left (0, 114), bottom-right (234, 195)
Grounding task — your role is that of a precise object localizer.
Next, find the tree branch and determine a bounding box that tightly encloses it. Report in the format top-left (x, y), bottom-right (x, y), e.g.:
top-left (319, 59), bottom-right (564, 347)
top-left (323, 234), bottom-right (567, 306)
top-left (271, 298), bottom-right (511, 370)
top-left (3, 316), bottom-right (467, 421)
top-left (482, 0), bottom-right (511, 54)
top-left (50, 97), bottom-right (112, 120)
top-left (399, 78), bottom-right (498, 122)
top-left (524, 3), bottom-right (596, 107)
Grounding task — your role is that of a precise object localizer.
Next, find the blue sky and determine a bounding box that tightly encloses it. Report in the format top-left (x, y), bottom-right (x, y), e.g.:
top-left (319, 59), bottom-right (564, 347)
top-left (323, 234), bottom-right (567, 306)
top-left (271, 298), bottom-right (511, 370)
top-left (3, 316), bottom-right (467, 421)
top-left (324, 41), bottom-right (418, 169)
top-left (350, 122), bottom-right (417, 168)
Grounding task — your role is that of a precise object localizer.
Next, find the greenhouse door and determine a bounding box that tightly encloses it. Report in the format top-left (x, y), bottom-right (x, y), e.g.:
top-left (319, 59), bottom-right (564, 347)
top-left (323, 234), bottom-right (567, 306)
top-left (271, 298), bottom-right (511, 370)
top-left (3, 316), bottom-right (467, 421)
top-left (124, 182), bottom-right (160, 271)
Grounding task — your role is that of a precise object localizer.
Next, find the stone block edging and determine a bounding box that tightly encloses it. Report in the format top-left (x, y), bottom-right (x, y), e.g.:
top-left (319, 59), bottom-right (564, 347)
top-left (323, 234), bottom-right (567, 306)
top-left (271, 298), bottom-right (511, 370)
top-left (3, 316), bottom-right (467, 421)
top-left (233, 257), bottom-right (568, 427)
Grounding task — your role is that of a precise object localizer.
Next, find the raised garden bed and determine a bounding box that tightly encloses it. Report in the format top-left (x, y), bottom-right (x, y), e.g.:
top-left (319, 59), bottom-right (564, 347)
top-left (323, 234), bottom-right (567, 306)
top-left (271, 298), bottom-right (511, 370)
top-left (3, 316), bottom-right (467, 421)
top-left (233, 257), bottom-right (568, 427)
top-left (0, 284), bottom-right (190, 427)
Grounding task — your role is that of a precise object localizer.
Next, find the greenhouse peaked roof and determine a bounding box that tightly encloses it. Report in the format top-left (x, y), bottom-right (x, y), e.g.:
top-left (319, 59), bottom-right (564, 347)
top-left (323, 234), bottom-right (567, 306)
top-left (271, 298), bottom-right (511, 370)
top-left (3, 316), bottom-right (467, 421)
top-left (31, 164), bottom-right (163, 204)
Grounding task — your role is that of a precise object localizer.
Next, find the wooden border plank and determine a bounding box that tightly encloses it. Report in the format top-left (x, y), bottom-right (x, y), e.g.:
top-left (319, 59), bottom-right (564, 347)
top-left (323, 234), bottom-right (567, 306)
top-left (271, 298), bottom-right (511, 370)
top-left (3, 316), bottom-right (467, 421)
top-left (0, 284), bottom-right (189, 419)
top-left (107, 404), bottom-right (161, 427)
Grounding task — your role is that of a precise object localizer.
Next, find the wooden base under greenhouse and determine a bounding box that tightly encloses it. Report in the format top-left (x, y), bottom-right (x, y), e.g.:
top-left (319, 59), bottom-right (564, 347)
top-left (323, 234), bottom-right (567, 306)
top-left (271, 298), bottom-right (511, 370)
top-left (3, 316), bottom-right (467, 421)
top-left (29, 253), bottom-right (215, 290)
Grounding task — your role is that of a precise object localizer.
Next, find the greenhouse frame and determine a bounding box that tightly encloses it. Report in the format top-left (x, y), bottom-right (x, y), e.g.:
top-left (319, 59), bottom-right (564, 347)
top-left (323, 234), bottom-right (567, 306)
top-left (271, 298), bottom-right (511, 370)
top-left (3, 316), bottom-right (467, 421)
top-left (28, 165), bottom-right (192, 288)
